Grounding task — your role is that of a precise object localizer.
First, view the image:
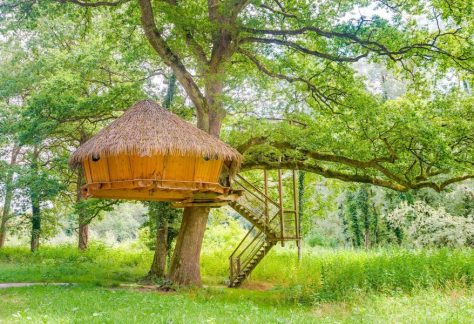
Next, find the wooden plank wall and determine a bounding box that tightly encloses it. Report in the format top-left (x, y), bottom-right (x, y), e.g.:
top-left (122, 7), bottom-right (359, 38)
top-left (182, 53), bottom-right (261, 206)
top-left (83, 154), bottom-right (224, 185)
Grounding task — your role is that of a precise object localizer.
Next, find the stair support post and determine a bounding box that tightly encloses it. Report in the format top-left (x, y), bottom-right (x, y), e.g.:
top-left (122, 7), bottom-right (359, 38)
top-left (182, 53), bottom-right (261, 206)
top-left (263, 170), bottom-right (268, 223)
top-left (293, 170), bottom-right (302, 262)
top-left (278, 169), bottom-right (285, 246)
top-left (237, 257), bottom-right (241, 278)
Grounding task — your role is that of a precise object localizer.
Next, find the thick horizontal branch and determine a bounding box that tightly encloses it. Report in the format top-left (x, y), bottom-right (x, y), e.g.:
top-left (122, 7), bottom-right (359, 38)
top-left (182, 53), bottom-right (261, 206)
top-left (242, 158), bottom-right (474, 193)
top-left (57, 0), bottom-right (129, 7)
top-left (238, 131), bottom-right (473, 192)
top-left (411, 175), bottom-right (474, 192)
top-left (242, 159), bottom-right (408, 191)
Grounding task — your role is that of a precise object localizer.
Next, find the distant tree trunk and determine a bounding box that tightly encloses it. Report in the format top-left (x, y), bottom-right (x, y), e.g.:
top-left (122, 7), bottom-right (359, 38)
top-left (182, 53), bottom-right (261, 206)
top-left (168, 207), bottom-right (209, 286)
top-left (0, 146), bottom-right (20, 248)
top-left (347, 192), bottom-right (362, 248)
top-left (30, 147), bottom-right (41, 252)
top-left (77, 172), bottom-right (89, 251)
top-left (147, 74), bottom-right (178, 279)
top-left (76, 133), bottom-right (90, 251)
top-left (78, 223), bottom-right (89, 250)
top-left (149, 218), bottom-right (168, 278)
top-left (0, 218), bottom-right (8, 249)
top-left (30, 197), bottom-right (41, 252)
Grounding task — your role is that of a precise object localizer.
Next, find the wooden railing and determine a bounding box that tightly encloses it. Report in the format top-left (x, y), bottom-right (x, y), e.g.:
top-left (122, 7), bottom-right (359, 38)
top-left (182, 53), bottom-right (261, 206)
top-left (229, 172), bottom-right (301, 286)
top-left (229, 175), bottom-right (282, 284)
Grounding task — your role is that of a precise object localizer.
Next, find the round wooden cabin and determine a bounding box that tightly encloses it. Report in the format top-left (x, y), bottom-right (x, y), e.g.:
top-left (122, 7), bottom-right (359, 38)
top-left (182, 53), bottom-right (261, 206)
top-left (69, 100), bottom-right (242, 203)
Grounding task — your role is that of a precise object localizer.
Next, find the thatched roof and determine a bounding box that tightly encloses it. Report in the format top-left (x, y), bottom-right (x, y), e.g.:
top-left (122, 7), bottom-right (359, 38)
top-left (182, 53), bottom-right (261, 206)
top-left (69, 100), bottom-right (242, 173)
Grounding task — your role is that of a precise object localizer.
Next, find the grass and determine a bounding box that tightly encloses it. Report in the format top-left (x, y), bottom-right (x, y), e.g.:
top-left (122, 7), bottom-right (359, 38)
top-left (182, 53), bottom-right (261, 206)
top-left (0, 244), bottom-right (150, 285)
top-left (2, 285), bottom-right (474, 323)
top-left (2, 245), bottom-right (474, 322)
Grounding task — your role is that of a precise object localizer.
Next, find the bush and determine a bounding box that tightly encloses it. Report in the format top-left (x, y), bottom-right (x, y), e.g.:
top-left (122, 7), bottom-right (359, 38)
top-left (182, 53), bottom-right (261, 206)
top-left (386, 201), bottom-right (474, 247)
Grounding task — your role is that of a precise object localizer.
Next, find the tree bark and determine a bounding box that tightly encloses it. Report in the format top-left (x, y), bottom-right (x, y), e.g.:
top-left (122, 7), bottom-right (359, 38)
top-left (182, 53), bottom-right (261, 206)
top-left (168, 207), bottom-right (209, 286)
top-left (78, 223), bottom-right (89, 250)
top-left (149, 218), bottom-right (168, 278)
top-left (0, 146), bottom-right (20, 248)
top-left (77, 172), bottom-right (89, 251)
top-left (30, 147), bottom-right (41, 252)
top-left (76, 134), bottom-right (90, 251)
top-left (30, 197), bottom-right (41, 252)
top-left (0, 219), bottom-right (8, 248)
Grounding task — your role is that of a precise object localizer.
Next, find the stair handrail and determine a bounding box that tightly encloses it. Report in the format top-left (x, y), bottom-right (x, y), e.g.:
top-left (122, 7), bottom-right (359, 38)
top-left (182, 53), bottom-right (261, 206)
top-left (229, 229), bottom-right (267, 283)
top-left (234, 175), bottom-right (280, 208)
top-left (229, 223), bottom-right (257, 261)
top-left (238, 231), bottom-right (265, 268)
top-left (229, 207), bottom-right (281, 269)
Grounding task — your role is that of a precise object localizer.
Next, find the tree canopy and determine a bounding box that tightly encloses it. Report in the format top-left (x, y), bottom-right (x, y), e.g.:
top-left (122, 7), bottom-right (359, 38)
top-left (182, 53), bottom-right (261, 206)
top-left (1, 0), bottom-right (473, 284)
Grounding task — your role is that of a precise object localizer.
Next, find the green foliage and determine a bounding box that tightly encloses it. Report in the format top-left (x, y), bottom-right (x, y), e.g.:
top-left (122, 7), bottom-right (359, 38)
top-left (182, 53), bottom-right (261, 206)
top-left (140, 202), bottom-right (182, 251)
top-left (386, 201), bottom-right (474, 248)
top-left (90, 203), bottom-right (147, 244)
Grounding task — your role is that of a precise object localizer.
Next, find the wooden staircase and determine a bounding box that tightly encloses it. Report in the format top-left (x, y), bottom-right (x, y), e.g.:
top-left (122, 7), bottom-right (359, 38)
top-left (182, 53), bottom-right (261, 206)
top-left (228, 172), bottom-right (300, 287)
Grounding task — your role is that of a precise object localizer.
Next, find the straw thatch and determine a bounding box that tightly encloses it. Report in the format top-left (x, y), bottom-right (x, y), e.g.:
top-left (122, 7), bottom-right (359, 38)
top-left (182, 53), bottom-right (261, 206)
top-left (69, 99), bottom-right (242, 174)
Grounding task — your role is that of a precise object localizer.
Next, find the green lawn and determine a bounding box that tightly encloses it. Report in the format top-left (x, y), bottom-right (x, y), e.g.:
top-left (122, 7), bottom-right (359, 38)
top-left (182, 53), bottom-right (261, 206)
top-left (2, 245), bottom-right (474, 323)
top-left (2, 285), bottom-right (474, 323)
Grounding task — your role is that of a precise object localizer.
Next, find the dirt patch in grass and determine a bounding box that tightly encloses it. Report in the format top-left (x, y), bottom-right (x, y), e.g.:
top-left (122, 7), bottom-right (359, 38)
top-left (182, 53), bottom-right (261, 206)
top-left (240, 281), bottom-right (274, 291)
top-left (118, 283), bottom-right (177, 293)
top-left (0, 283), bottom-right (72, 289)
top-left (312, 301), bottom-right (352, 317)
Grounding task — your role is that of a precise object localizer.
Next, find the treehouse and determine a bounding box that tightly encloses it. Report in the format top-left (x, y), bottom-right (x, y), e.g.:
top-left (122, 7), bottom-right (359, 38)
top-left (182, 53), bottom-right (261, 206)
top-left (69, 99), bottom-right (301, 288)
top-left (69, 100), bottom-right (242, 204)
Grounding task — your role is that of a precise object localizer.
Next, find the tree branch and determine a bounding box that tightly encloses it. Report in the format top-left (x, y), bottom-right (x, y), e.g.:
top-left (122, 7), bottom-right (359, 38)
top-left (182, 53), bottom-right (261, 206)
top-left (241, 25), bottom-right (473, 71)
top-left (137, 0), bottom-right (208, 113)
top-left (57, 0), bottom-right (129, 7)
top-left (237, 48), bottom-right (345, 112)
top-left (241, 36), bottom-right (369, 62)
top-left (242, 159), bottom-right (409, 191)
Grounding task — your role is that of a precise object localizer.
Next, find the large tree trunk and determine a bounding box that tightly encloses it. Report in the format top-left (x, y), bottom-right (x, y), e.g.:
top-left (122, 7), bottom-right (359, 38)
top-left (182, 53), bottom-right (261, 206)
top-left (149, 218), bottom-right (168, 278)
top-left (0, 146), bottom-right (20, 248)
top-left (168, 207), bottom-right (209, 286)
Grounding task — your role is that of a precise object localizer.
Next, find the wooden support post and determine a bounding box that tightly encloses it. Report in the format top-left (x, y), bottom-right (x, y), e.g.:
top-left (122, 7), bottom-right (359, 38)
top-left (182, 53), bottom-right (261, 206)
top-left (293, 170), bottom-right (302, 262)
top-left (278, 169), bottom-right (284, 247)
top-left (264, 169), bottom-right (268, 222)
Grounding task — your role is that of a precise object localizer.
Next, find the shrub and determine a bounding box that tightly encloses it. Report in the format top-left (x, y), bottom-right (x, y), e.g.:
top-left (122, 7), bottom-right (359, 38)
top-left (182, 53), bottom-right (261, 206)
top-left (386, 201), bottom-right (474, 247)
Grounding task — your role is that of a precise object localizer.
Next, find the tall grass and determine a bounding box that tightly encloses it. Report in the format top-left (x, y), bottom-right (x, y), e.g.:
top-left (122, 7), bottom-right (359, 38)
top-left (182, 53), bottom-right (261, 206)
top-left (2, 245), bottom-right (474, 303)
top-left (0, 244), bottom-right (151, 285)
top-left (250, 248), bottom-right (474, 302)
